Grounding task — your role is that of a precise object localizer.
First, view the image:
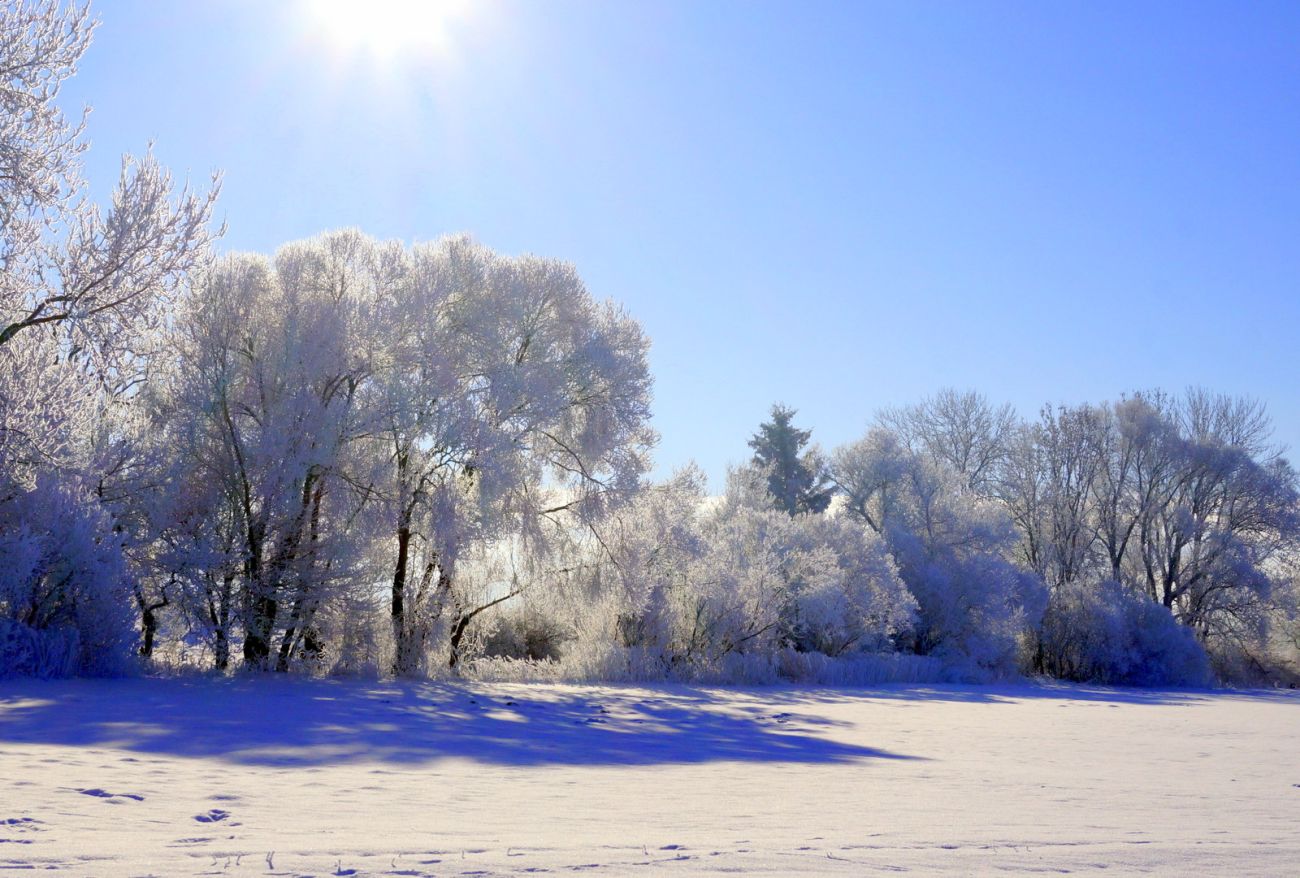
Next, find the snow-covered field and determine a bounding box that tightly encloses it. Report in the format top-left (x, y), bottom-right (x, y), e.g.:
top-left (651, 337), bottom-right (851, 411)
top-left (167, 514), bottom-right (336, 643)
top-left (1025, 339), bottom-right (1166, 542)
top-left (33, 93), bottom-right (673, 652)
top-left (1, 678), bottom-right (1297, 876)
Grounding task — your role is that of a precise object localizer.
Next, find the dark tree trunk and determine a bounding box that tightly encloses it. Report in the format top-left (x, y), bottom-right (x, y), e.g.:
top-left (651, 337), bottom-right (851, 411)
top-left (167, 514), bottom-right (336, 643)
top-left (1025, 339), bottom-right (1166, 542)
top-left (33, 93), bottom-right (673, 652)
top-left (135, 585), bottom-right (168, 659)
top-left (207, 572), bottom-right (234, 671)
top-left (391, 525), bottom-right (412, 675)
top-left (214, 627), bottom-right (230, 671)
top-left (140, 605), bottom-right (158, 658)
top-left (276, 606), bottom-right (301, 672)
top-left (448, 611), bottom-right (471, 671)
top-left (243, 592), bottom-right (277, 669)
top-left (246, 474), bottom-right (319, 671)
top-left (275, 481), bottom-right (326, 673)
top-left (241, 518), bottom-right (272, 669)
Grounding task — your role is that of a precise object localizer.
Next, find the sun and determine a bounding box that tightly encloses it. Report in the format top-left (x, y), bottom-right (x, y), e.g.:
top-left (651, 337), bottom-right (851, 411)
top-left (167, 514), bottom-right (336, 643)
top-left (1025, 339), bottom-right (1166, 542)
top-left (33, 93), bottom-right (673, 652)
top-left (303, 0), bottom-right (471, 61)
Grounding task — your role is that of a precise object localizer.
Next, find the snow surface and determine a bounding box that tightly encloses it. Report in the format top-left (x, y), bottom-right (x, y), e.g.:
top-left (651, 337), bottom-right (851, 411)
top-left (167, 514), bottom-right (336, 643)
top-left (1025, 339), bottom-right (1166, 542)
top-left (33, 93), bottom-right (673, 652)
top-left (1, 678), bottom-right (1297, 876)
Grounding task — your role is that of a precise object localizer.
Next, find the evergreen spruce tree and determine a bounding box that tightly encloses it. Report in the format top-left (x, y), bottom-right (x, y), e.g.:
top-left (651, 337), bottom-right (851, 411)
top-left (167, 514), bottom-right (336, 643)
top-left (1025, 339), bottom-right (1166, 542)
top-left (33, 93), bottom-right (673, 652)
top-left (748, 404), bottom-right (834, 515)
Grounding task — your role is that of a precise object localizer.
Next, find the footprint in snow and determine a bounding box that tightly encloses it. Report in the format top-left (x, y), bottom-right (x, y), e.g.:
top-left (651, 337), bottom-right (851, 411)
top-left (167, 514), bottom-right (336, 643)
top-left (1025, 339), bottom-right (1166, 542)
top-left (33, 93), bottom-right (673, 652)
top-left (194, 809), bottom-right (230, 823)
top-left (77, 788), bottom-right (144, 801)
top-left (1, 817), bottom-right (43, 829)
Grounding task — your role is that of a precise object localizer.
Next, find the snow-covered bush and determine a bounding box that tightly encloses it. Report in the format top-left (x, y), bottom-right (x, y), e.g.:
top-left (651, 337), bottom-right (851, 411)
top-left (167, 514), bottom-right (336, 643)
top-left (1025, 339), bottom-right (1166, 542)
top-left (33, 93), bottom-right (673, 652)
top-left (831, 429), bottom-right (1047, 677)
top-left (0, 475), bottom-right (137, 676)
top-left (893, 545), bottom-right (1046, 679)
top-left (0, 619), bottom-right (80, 679)
top-left (555, 467), bottom-right (916, 680)
top-left (688, 501), bottom-right (916, 667)
top-left (1038, 580), bottom-right (1211, 687)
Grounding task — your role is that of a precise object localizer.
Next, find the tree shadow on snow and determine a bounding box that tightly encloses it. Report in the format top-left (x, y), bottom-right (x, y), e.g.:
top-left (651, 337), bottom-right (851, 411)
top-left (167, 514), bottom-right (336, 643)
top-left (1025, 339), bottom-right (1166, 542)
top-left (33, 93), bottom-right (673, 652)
top-left (0, 677), bottom-right (927, 768)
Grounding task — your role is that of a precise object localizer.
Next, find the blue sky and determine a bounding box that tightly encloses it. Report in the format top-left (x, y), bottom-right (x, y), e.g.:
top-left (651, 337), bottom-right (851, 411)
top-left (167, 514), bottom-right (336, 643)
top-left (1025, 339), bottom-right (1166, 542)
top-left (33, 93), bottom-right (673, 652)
top-left (67, 1), bottom-right (1300, 485)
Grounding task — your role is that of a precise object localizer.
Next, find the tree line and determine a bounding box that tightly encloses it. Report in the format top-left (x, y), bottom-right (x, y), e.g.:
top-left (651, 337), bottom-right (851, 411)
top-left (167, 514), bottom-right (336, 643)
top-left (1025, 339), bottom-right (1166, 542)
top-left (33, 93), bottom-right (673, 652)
top-left (2, 1), bottom-right (1297, 684)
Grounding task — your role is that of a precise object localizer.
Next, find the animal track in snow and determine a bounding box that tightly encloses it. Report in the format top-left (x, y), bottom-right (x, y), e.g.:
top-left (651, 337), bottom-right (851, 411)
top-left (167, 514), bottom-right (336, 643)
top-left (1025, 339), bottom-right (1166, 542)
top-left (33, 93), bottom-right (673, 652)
top-left (194, 809), bottom-right (230, 823)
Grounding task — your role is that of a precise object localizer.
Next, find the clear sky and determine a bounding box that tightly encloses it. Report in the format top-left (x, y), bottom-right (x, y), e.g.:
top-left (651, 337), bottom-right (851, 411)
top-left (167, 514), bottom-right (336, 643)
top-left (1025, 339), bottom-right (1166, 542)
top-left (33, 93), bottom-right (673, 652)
top-left (65, 0), bottom-right (1300, 486)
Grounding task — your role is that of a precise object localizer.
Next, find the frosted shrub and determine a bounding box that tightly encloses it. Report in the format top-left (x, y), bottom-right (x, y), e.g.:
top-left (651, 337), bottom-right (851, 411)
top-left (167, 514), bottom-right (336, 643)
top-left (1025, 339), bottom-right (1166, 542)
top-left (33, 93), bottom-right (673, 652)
top-left (901, 549), bottom-right (1046, 679)
top-left (641, 500), bottom-right (917, 677)
top-left (543, 468), bottom-right (917, 682)
top-left (1126, 599), bottom-right (1213, 687)
top-left (831, 431), bottom-right (1047, 676)
top-left (0, 475), bottom-right (137, 676)
top-left (695, 507), bottom-right (916, 662)
top-left (0, 619), bottom-right (80, 679)
top-left (1039, 580), bottom-right (1211, 687)
top-left (785, 515), bottom-right (916, 655)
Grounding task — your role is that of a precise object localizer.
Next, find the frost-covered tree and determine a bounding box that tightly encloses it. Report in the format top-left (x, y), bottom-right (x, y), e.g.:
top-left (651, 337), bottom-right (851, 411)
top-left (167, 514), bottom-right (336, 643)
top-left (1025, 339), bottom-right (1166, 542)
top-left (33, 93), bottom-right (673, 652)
top-left (1, 0), bottom-right (218, 490)
top-left (748, 404), bottom-right (833, 516)
top-left (879, 389), bottom-right (1016, 495)
top-left (0, 1), bottom-right (219, 676)
top-left (0, 2), bottom-right (219, 363)
top-left (148, 240), bottom-right (375, 671)
top-left (0, 1), bottom-right (219, 374)
top-left (143, 230), bottom-right (654, 674)
top-left (363, 234), bottom-right (655, 674)
top-left (1136, 402), bottom-right (1298, 638)
top-left (997, 390), bottom-right (1298, 672)
top-left (999, 403), bottom-right (1107, 590)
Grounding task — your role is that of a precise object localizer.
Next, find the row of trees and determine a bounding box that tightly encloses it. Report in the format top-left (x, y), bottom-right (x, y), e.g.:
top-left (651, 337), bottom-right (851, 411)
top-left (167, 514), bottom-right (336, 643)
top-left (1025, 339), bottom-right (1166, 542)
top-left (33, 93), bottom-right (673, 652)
top-left (441, 390), bottom-right (1294, 686)
top-left (505, 391), bottom-right (1296, 687)
top-left (831, 391), bottom-right (1299, 681)
top-left (3, 1), bottom-right (1297, 685)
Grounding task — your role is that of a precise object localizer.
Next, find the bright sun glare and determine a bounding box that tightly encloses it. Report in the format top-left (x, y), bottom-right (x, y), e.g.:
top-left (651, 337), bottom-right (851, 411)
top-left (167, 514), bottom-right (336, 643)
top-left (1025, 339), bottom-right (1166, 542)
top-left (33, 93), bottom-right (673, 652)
top-left (305, 0), bottom-right (470, 61)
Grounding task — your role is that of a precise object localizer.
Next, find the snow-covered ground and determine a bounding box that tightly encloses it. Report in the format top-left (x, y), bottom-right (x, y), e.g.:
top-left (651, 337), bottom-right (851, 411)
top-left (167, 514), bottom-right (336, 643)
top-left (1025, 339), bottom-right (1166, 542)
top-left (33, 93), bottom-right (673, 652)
top-left (1, 678), bottom-right (1297, 876)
